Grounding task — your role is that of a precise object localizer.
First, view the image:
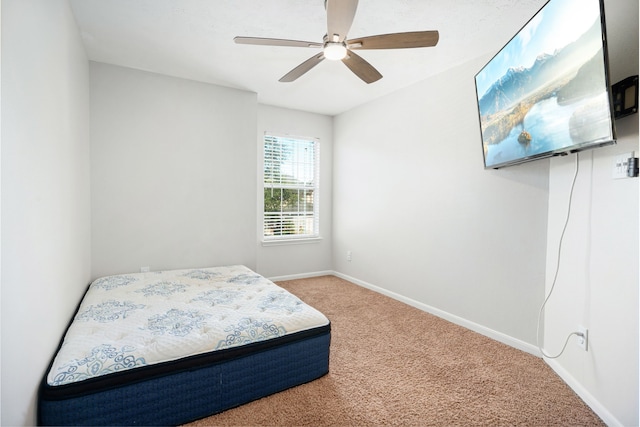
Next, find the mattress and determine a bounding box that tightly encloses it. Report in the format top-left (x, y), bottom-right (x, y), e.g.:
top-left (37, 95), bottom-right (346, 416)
top-left (38, 265), bottom-right (331, 426)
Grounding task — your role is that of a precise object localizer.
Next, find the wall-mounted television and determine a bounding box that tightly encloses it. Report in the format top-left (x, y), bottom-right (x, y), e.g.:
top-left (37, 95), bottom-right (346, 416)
top-left (474, 0), bottom-right (616, 169)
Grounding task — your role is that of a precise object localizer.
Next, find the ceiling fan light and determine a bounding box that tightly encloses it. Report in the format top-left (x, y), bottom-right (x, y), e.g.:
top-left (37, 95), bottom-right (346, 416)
top-left (324, 42), bottom-right (347, 60)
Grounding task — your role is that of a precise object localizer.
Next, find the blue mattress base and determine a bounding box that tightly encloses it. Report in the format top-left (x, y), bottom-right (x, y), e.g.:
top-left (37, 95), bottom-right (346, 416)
top-left (38, 331), bottom-right (330, 426)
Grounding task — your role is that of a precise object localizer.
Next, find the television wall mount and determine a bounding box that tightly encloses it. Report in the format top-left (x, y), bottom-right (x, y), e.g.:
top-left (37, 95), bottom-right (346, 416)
top-left (612, 75), bottom-right (639, 119)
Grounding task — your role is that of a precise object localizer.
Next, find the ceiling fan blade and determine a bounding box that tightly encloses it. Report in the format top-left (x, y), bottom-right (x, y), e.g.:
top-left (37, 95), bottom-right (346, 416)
top-left (234, 36), bottom-right (322, 48)
top-left (348, 30), bottom-right (439, 50)
top-left (325, 0), bottom-right (359, 42)
top-left (279, 53), bottom-right (326, 82)
top-left (342, 50), bottom-right (382, 84)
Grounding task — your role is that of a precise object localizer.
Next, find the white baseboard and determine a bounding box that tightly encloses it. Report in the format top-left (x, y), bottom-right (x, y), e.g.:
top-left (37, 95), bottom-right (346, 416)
top-left (268, 270), bottom-right (334, 282)
top-left (332, 271), bottom-right (541, 357)
top-left (545, 359), bottom-right (622, 427)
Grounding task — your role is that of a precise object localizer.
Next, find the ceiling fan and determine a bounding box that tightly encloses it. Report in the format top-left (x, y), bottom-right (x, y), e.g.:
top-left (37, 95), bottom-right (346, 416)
top-left (234, 0), bottom-right (439, 84)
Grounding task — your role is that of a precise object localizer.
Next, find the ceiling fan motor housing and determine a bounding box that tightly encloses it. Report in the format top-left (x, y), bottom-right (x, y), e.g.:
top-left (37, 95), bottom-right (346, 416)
top-left (323, 35), bottom-right (348, 60)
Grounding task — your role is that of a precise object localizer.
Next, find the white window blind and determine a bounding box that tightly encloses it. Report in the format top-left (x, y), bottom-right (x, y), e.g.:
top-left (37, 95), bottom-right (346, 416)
top-left (263, 134), bottom-right (319, 240)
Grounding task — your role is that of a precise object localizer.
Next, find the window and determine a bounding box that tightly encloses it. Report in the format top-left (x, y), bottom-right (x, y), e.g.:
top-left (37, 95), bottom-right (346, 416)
top-left (263, 134), bottom-right (319, 241)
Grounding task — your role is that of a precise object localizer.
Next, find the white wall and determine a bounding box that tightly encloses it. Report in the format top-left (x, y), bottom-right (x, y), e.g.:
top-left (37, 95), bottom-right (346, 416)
top-left (1, 0), bottom-right (91, 425)
top-left (543, 0), bottom-right (639, 425)
top-left (332, 55), bottom-right (550, 349)
top-left (256, 105), bottom-right (333, 279)
top-left (90, 63), bottom-right (258, 279)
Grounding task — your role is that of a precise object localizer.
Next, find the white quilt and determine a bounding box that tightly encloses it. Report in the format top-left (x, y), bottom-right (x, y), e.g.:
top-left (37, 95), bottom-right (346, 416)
top-left (48, 265), bottom-right (329, 386)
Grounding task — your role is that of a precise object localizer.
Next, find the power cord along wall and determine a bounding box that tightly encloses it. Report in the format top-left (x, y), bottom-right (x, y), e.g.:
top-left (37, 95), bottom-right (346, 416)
top-left (536, 152), bottom-right (587, 359)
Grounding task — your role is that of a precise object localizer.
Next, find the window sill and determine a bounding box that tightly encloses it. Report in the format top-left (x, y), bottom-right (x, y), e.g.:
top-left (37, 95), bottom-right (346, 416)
top-left (261, 237), bottom-right (323, 247)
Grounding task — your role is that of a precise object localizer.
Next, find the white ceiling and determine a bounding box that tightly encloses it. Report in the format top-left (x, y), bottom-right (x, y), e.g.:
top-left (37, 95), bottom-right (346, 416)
top-left (69, 0), bottom-right (547, 116)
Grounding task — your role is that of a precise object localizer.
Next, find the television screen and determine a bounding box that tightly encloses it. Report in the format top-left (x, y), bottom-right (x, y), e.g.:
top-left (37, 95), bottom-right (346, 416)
top-left (474, 0), bottom-right (616, 169)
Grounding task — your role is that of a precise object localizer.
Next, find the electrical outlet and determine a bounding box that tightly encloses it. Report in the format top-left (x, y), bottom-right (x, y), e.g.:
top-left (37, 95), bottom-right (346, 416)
top-left (612, 152), bottom-right (634, 179)
top-left (141, 266), bottom-right (150, 273)
top-left (576, 326), bottom-right (588, 351)
top-left (346, 251), bottom-right (352, 262)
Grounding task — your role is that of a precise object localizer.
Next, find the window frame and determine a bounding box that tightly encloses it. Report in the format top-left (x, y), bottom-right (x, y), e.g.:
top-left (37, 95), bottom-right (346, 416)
top-left (261, 133), bottom-right (320, 244)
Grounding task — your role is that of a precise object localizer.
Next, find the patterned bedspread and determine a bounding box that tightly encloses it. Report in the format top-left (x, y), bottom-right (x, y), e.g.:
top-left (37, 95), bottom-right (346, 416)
top-left (47, 265), bottom-right (329, 386)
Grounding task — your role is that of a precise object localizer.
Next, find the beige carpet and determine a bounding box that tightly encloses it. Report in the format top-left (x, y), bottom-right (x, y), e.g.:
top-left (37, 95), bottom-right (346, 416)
top-left (187, 275), bottom-right (604, 426)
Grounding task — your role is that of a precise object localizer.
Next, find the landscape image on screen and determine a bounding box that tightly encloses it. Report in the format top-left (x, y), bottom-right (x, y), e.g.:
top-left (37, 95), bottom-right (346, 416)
top-left (475, 0), bottom-right (614, 169)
